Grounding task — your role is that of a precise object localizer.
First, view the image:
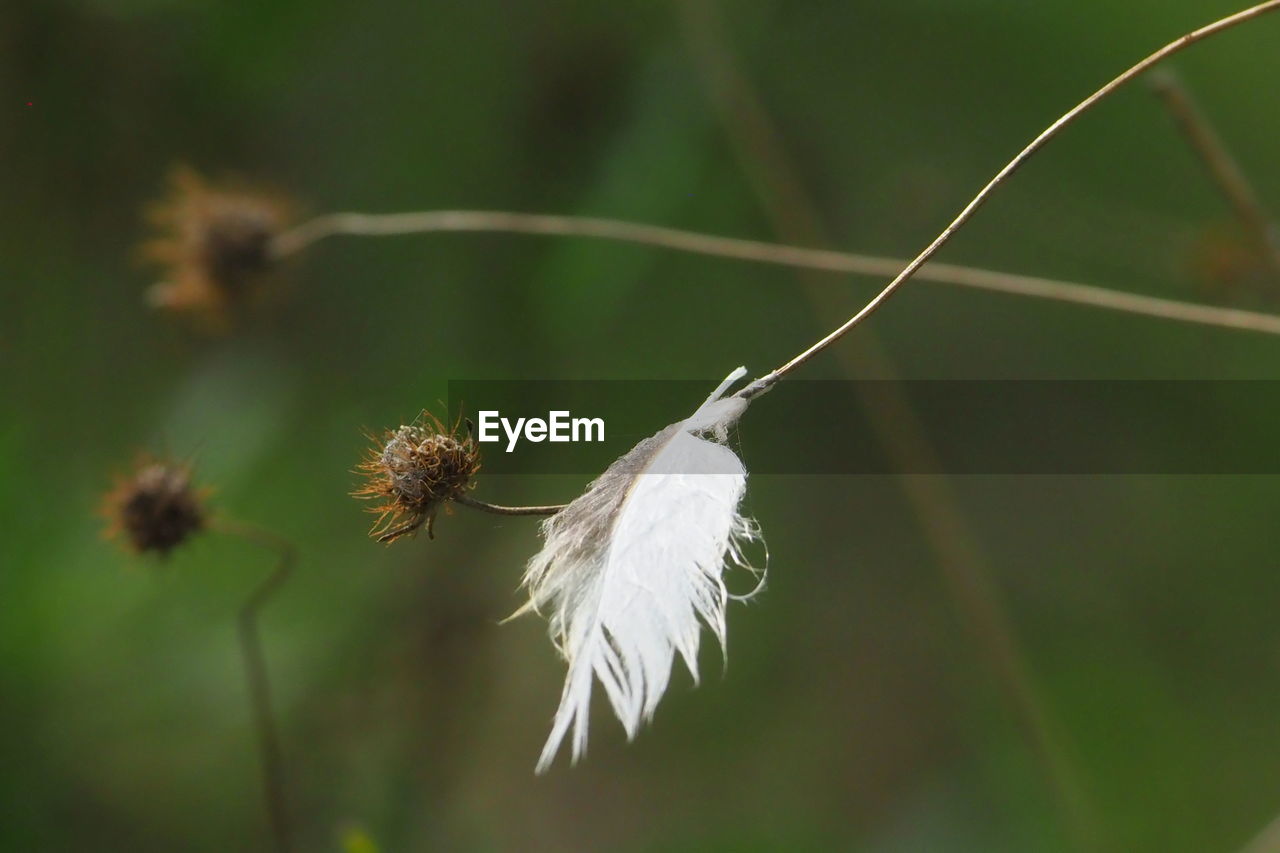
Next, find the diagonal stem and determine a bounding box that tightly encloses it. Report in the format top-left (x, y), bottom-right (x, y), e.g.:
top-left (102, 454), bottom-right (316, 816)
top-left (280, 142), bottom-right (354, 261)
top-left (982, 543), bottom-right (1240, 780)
top-left (737, 0), bottom-right (1280, 400)
top-left (1241, 809), bottom-right (1280, 852)
top-left (212, 518), bottom-right (295, 853)
top-left (1148, 69), bottom-right (1280, 276)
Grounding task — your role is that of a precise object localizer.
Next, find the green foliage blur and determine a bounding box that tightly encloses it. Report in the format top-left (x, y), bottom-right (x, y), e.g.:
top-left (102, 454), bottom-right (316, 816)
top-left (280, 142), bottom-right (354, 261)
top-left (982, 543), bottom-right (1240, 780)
top-left (4, 0), bottom-right (1280, 850)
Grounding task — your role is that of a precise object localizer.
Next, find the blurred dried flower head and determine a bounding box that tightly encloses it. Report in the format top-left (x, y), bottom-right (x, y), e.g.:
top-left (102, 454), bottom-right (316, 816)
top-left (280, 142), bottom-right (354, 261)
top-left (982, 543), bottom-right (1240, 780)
top-left (141, 166), bottom-right (294, 327)
top-left (1189, 222), bottom-right (1278, 305)
top-left (355, 413), bottom-right (481, 543)
top-left (102, 457), bottom-right (208, 556)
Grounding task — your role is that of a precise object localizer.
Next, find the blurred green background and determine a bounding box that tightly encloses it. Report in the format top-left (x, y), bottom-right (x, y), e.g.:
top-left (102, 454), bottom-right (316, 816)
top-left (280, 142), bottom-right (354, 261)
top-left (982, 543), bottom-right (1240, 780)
top-left (5, 0), bottom-right (1280, 850)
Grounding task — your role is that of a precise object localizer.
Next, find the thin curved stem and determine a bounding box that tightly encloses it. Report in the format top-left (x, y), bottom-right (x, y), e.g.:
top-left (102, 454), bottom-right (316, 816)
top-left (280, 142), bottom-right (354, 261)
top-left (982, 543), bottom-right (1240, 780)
top-left (273, 210), bottom-right (1280, 339)
top-left (455, 494), bottom-right (566, 516)
top-left (737, 0), bottom-right (1280, 399)
top-left (372, 496), bottom-right (564, 543)
top-left (211, 517), bottom-right (295, 853)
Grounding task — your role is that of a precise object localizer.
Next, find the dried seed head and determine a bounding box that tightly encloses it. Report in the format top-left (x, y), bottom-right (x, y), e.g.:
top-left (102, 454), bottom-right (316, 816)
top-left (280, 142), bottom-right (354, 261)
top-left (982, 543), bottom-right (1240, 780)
top-left (355, 413), bottom-right (482, 543)
top-left (102, 458), bottom-right (208, 556)
top-left (140, 166), bottom-right (293, 328)
top-left (1189, 223), bottom-right (1276, 304)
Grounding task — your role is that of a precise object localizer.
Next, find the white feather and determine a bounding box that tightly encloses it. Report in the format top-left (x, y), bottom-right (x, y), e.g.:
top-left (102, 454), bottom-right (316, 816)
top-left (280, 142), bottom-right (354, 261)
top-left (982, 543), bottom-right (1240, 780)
top-left (517, 367), bottom-right (761, 772)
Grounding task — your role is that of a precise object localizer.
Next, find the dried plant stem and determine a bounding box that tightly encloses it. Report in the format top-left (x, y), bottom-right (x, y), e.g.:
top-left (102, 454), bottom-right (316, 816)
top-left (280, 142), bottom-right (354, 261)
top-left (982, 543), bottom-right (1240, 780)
top-left (274, 210), bottom-right (1280, 338)
top-left (676, 0), bottom-right (1101, 847)
top-left (372, 497), bottom-right (564, 542)
top-left (738, 0), bottom-right (1280, 399)
top-left (1148, 69), bottom-right (1280, 275)
top-left (1242, 810), bottom-right (1280, 853)
top-left (454, 494), bottom-right (566, 516)
top-left (211, 518), bottom-right (295, 853)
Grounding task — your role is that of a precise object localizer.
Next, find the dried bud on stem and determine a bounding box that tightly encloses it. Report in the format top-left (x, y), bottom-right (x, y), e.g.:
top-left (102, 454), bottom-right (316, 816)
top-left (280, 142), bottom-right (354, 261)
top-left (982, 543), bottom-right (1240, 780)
top-left (102, 457), bottom-right (207, 556)
top-left (99, 461), bottom-right (293, 850)
top-left (140, 166), bottom-right (293, 327)
top-left (355, 413), bottom-right (482, 543)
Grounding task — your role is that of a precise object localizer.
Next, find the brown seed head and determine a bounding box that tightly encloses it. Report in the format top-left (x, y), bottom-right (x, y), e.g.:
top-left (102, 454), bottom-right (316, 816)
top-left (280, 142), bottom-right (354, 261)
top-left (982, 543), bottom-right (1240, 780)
top-left (1188, 222), bottom-right (1275, 304)
top-left (355, 413), bottom-right (481, 543)
top-left (140, 166), bottom-right (294, 328)
top-left (102, 458), bottom-right (208, 556)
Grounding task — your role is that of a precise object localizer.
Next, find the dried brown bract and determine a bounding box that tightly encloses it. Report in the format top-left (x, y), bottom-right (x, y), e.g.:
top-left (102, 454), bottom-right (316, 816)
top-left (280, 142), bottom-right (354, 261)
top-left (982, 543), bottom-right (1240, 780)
top-left (355, 413), bottom-right (481, 543)
top-left (102, 457), bottom-right (208, 556)
top-left (140, 166), bottom-right (293, 328)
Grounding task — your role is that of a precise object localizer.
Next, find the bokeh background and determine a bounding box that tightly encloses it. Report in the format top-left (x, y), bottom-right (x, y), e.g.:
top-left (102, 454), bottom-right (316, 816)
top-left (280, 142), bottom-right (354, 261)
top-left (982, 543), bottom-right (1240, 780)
top-left (5, 1), bottom-right (1280, 850)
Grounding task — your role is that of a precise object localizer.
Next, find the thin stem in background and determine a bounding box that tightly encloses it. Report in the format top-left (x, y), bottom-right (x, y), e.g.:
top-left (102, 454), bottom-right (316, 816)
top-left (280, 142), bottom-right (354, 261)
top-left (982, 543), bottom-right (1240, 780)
top-left (1148, 68), bottom-right (1280, 276)
top-left (676, 0), bottom-right (1101, 847)
top-left (737, 0), bottom-right (1280, 399)
top-left (273, 210), bottom-right (1280, 338)
top-left (212, 518), bottom-right (296, 853)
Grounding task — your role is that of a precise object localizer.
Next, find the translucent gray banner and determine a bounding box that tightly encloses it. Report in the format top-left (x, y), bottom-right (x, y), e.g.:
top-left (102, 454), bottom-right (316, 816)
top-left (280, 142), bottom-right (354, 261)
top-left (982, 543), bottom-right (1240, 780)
top-left (447, 380), bottom-right (1280, 475)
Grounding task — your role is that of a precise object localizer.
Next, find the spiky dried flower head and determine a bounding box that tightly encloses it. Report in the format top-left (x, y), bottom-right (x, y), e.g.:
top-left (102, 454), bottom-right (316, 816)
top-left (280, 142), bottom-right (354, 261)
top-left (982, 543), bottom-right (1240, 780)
top-left (140, 166), bottom-right (294, 328)
top-left (102, 457), bottom-right (208, 556)
top-left (355, 412), bottom-right (482, 543)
